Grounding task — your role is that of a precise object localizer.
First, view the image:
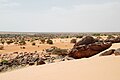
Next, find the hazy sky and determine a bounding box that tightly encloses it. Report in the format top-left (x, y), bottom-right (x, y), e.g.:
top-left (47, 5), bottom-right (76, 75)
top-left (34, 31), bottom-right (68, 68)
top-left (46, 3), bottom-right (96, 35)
top-left (0, 0), bottom-right (120, 32)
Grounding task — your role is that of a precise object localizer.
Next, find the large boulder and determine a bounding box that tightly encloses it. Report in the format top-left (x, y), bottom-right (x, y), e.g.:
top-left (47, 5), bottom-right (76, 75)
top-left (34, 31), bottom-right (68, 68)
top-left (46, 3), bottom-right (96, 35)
top-left (69, 36), bottom-right (112, 59)
top-left (74, 36), bottom-right (95, 46)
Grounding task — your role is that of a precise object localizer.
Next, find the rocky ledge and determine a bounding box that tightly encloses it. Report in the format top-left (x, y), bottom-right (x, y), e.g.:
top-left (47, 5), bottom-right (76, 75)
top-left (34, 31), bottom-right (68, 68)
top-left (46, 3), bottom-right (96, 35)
top-left (69, 36), bottom-right (112, 59)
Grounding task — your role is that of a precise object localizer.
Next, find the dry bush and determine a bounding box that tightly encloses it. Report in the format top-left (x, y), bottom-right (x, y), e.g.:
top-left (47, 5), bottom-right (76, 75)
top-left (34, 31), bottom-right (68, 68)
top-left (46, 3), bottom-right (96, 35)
top-left (70, 39), bottom-right (76, 43)
top-left (0, 45), bottom-right (4, 50)
top-left (47, 39), bottom-right (53, 44)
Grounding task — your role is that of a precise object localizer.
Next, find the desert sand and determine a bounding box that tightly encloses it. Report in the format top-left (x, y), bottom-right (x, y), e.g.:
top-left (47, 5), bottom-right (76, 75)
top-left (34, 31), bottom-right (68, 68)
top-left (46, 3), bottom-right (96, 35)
top-left (0, 56), bottom-right (120, 80)
top-left (0, 38), bottom-right (120, 80)
top-left (0, 38), bottom-right (75, 53)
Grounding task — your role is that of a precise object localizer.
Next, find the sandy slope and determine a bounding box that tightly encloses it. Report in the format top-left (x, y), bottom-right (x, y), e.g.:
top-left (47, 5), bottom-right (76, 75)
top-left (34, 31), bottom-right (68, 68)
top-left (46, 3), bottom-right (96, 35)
top-left (0, 56), bottom-right (120, 80)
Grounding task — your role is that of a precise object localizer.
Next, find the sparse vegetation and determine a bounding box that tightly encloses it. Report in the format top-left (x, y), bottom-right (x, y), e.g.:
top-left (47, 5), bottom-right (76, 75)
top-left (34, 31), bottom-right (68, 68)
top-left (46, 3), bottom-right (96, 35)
top-left (1, 59), bottom-right (8, 64)
top-left (1, 41), bottom-right (5, 45)
top-left (0, 45), bottom-right (4, 50)
top-left (70, 39), bottom-right (77, 43)
top-left (6, 40), bottom-right (14, 45)
top-left (40, 38), bottom-right (46, 44)
top-left (19, 40), bottom-right (26, 45)
top-left (52, 48), bottom-right (68, 56)
top-left (76, 35), bottom-right (83, 38)
top-left (107, 35), bottom-right (115, 39)
top-left (47, 39), bottom-right (53, 44)
top-left (92, 33), bottom-right (101, 36)
top-left (32, 42), bottom-right (36, 46)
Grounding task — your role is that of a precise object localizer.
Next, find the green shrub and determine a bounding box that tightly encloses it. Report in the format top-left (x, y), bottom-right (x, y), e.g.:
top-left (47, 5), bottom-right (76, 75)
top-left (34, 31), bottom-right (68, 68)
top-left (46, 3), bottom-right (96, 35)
top-left (76, 35), bottom-right (83, 38)
top-left (47, 39), bottom-right (53, 44)
top-left (70, 39), bottom-right (76, 43)
top-left (6, 40), bottom-right (14, 45)
top-left (1, 59), bottom-right (8, 64)
top-left (32, 42), bottom-right (36, 46)
top-left (107, 35), bottom-right (115, 39)
top-left (19, 40), bottom-right (26, 45)
top-left (93, 33), bottom-right (101, 36)
top-left (52, 48), bottom-right (68, 56)
top-left (40, 38), bottom-right (45, 44)
top-left (1, 41), bottom-right (5, 45)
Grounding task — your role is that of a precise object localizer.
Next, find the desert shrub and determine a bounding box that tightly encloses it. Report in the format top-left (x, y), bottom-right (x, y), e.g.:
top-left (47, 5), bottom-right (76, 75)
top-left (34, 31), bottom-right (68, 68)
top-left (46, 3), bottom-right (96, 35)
top-left (107, 35), bottom-right (115, 39)
top-left (32, 42), bottom-right (36, 46)
top-left (6, 40), bottom-right (14, 45)
top-left (70, 39), bottom-right (76, 43)
top-left (14, 42), bottom-right (18, 44)
top-left (20, 46), bottom-right (25, 49)
top-left (1, 59), bottom-right (8, 64)
top-left (52, 48), bottom-right (68, 56)
top-left (47, 39), bottom-right (53, 44)
top-left (19, 40), bottom-right (26, 45)
top-left (93, 33), bottom-right (101, 36)
top-left (0, 45), bottom-right (4, 50)
top-left (30, 39), bottom-right (34, 42)
top-left (40, 38), bottom-right (45, 44)
top-left (76, 35), bottom-right (83, 38)
top-left (66, 36), bottom-right (69, 38)
top-left (23, 47), bottom-right (25, 49)
top-left (1, 41), bottom-right (5, 45)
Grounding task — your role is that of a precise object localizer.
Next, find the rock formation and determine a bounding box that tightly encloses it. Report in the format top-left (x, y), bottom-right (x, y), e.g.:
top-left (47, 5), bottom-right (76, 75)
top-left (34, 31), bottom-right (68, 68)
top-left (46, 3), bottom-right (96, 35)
top-left (113, 48), bottom-right (120, 56)
top-left (105, 36), bottom-right (120, 43)
top-left (69, 36), bottom-right (112, 59)
top-left (99, 49), bottom-right (115, 56)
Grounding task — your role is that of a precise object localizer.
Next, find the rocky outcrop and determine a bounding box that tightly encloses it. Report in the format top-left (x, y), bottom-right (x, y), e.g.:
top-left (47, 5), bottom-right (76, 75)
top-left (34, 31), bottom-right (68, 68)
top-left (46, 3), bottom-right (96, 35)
top-left (69, 36), bottom-right (112, 59)
top-left (99, 49), bottom-right (115, 56)
top-left (100, 48), bottom-right (120, 56)
top-left (74, 36), bottom-right (95, 46)
top-left (105, 36), bottom-right (120, 43)
top-left (0, 52), bottom-right (46, 72)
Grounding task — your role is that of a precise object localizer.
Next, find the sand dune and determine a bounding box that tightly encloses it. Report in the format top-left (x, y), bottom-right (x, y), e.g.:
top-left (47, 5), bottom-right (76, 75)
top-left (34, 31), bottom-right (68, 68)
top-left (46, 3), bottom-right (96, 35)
top-left (0, 56), bottom-right (120, 80)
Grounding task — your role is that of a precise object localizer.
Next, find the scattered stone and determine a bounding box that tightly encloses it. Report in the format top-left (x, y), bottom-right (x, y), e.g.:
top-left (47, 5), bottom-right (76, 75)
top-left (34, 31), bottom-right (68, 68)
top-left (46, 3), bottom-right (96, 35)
top-left (114, 48), bottom-right (120, 56)
top-left (29, 62), bottom-right (35, 66)
top-left (37, 58), bottom-right (45, 65)
top-left (105, 36), bottom-right (120, 43)
top-left (99, 49), bottom-right (115, 56)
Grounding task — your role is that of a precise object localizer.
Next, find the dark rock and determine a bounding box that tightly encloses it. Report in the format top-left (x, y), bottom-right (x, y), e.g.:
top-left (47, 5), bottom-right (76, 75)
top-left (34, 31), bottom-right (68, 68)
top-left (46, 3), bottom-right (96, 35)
top-left (99, 49), bottom-right (115, 56)
top-left (37, 58), bottom-right (45, 65)
top-left (75, 36), bottom-right (95, 46)
top-left (69, 36), bottom-right (112, 59)
top-left (0, 66), bottom-right (4, 72)
top-left (114, 48), bottom-right (120, 56)
top-left (105, 36), bottom-right (120, 43)
top-left (29, 62), bottom-right (35, 66)
top-left (0, 62), bottom-right (2, 66)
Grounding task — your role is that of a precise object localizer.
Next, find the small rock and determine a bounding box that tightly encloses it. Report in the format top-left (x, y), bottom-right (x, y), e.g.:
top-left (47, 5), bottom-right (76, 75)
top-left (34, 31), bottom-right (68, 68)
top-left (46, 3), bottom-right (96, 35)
top-left (99, 49), bottom-right (115, 56)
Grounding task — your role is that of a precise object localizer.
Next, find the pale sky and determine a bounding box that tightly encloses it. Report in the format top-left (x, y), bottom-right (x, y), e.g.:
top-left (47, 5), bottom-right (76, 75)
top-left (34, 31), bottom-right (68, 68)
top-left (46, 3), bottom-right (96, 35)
top-left (0, 0), bottom-right (120, 32)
